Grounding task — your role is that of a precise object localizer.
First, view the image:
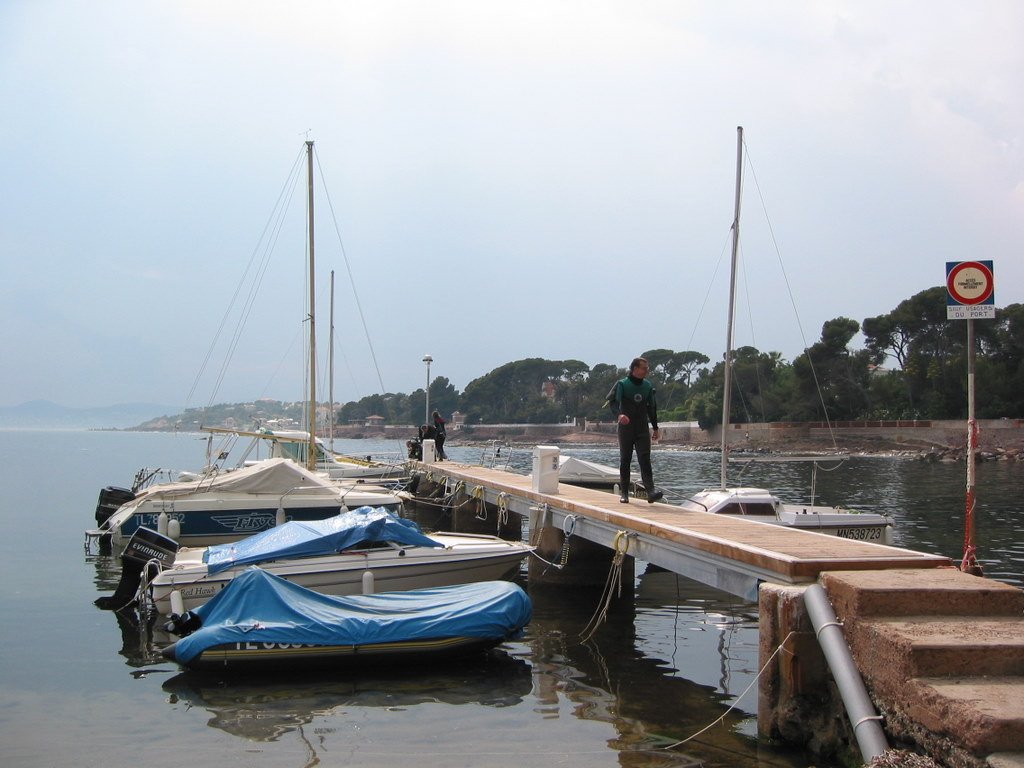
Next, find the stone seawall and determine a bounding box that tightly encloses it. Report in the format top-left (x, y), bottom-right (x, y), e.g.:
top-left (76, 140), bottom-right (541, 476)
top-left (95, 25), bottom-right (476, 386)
top-left (335, 419), bottom-right (1024, 456)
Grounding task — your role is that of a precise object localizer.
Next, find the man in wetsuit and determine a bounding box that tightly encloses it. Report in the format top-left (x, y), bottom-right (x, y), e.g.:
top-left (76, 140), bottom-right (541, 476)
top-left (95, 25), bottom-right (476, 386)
top-left (606, 357), bottom-right (663, 504)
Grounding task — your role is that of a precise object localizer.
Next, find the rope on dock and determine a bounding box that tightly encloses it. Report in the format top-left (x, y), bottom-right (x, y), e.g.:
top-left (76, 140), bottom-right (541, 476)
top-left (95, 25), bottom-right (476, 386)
top-left (579, 530), bottom-right (635, 643)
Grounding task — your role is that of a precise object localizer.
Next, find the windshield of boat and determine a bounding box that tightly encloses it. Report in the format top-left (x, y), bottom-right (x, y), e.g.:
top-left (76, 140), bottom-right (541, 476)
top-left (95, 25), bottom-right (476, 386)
top-left (716, 502), bottom-right (777, 516)
top-left (337, 539), bottom-right (415, 553)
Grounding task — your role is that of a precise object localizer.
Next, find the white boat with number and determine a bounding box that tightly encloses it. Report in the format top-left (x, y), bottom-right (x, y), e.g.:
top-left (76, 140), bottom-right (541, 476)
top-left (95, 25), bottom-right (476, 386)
top-left (678, 486), bottom-right (893, 544)
top-left (146, 506), bottom-right (534, 614)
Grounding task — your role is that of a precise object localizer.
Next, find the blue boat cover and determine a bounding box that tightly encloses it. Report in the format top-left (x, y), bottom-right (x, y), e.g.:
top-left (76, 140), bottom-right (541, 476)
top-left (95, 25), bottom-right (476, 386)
top-left (172, 568), bottom-right (532, 664)
top-left (203, 506), bottom-right (440, 575)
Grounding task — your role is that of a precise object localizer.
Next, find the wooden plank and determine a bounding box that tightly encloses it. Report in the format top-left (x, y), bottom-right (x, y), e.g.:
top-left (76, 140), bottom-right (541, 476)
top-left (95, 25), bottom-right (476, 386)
top-left (414, 461), bottom-right (951, 582)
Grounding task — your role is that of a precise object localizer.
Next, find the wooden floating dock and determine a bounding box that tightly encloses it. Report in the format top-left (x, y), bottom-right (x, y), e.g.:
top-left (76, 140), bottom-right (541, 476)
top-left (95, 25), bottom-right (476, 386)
top-left (412, 460), bottom-right (950, 600)
top-left (415, 459), bottom-right (1024, 765)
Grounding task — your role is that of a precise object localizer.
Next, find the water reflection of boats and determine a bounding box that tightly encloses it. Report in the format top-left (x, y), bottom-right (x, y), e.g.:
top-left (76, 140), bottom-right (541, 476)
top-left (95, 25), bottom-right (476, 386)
top-left (112, 609), bottom-right (165, 669)
top-left (161, 651), bottom-right (532, 741)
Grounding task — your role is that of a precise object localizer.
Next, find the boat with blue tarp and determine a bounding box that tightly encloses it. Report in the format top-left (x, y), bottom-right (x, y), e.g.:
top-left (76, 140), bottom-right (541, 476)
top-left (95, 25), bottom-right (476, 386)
top-left (161, 569), bottom-right (532, 673)
top-left (142, 506), bottom-right (534, 613)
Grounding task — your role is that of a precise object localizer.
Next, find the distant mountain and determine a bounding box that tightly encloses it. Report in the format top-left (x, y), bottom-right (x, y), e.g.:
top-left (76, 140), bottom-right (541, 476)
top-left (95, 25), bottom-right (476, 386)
top-left (0, 400), bottom-right (182, 430)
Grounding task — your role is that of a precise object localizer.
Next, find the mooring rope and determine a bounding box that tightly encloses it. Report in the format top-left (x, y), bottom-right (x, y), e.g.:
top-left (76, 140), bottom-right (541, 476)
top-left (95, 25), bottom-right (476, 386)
top-left (496, 492), bottom-right (510, 531)
top-left (660, 629), bottom-right (797, 751)
top-left (579, 530), bottom-right (634, 643)
top-left (471, 485), bottom-right (487, 521)
top-left (527, 507), bottom-right (576, 570)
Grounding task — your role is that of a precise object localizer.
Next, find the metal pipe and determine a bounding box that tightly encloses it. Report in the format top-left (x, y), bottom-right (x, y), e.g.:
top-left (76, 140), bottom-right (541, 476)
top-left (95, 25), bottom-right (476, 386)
top-left (804, 584), bottom-right (888, 762)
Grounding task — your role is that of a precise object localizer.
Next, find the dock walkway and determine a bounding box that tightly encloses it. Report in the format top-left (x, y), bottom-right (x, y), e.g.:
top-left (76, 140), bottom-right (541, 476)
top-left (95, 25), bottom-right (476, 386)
top-left (412, 461), bottom-right (949, 599)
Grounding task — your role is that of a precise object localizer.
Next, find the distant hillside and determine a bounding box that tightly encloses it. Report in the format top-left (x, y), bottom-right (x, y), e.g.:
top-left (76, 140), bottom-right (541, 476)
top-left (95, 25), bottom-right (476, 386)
top-left (0, 400), bottom-right (181, 430)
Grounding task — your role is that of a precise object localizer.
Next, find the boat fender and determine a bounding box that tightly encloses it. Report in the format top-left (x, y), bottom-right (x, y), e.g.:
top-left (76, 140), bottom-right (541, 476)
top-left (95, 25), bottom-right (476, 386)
top-left (275, 505), bottom-right (285, 527)
top-left (167, 518), bottom-right (181, 541)
top-left (362, 570), bottom-right (374, 594)
top-left (157, 510), bottom-right (168, 535)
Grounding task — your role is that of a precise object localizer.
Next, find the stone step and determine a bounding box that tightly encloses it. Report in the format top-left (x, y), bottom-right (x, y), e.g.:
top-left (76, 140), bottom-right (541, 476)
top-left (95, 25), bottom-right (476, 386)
top-left (854, 616), bottom-right (1024, 682)
top-left (822, 568), bottom-right (1024, 619)
top-left (905, 676), bottom-right (1024, 754)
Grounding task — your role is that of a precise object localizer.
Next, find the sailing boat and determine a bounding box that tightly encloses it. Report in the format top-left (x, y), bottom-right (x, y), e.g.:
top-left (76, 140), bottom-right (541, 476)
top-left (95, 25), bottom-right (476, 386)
top-left (676, 127), bottom-right (895, 544)
top-left (91, 142), bottom-right (406, 550)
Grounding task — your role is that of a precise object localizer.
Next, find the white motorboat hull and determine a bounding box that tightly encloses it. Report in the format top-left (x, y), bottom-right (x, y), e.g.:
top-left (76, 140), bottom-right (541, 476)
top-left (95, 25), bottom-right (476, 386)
top-left (149, 532), bottom-right (532, 613)
top-left (107, 489), bottom-right (402, 549)
top-left (682, 487), bottom-right (895, 545)
top-left (100, 458), bottom-right (403, 549)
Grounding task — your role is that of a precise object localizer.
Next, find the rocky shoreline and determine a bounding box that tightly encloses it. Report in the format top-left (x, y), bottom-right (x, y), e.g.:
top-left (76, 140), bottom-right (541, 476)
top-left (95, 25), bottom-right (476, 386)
top-left (446, 430), bottom-right (1024, 463)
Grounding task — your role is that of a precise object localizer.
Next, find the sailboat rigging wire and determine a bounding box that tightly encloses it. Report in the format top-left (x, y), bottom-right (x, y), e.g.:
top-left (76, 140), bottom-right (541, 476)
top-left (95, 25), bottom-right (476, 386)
top-left (184, 147), bottom-right (306, 412)
top-left (742, 138), bottom-right (839, 450)
top-left (313, 150), bottom-right (388, 396)
top-left (212, 179), bottom-right (299, 410)
top-left (663, 228), bottom-right (732, 413)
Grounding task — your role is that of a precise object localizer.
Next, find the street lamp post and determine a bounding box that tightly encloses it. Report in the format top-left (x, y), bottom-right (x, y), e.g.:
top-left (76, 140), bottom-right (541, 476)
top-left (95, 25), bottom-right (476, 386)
top-left (422, 354), bottom-right (433, 426)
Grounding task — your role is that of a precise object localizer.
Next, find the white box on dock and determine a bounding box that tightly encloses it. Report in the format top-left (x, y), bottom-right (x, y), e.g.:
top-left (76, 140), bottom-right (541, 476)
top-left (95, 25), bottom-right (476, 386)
top-left (532, 445), bottom-right (560, 494)
top-left (422, 440), bottom-right (437, 464)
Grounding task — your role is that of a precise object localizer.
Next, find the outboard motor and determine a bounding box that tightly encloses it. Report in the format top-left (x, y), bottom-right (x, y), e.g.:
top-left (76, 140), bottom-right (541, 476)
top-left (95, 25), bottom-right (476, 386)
top-left (93, 486), bottom-right (137, 555)
top-left (94, 486), bottom-right (136, 527)
top-left (95, 527), bottom-right (179, 611)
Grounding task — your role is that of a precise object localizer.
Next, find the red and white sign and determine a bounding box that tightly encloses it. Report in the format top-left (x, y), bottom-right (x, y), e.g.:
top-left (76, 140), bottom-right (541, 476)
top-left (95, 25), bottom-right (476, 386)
top-left (946, 261), bottom-right (995, 319)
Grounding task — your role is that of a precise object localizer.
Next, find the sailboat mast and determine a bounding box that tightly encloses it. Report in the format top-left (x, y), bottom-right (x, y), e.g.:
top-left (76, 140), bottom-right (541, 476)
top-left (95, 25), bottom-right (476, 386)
top-left (306, 140), bottom-right (317, 471)
top-left (329, 269), bottom-right (335, 451)
top-left (721, 126), bottom-right (743, 489)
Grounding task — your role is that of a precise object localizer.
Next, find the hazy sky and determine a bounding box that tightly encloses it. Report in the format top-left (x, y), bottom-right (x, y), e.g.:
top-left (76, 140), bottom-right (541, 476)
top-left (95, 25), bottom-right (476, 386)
top-left (2, 1), bottom-right (1022, 409)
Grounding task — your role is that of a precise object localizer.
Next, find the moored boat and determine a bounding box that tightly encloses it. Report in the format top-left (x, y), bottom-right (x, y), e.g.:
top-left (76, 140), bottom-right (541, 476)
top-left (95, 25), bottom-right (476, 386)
top-left (144, 506), bottom-right (534, 613)
top-left (679, 485), bottom-right (894, 544)
top-left (202, 425), bottom-right (409, 481)
top-left (160, 569), bottom-right (532, 673)
top-left (557, 455), bottom-right (621, 489)
top-left (675, 127), bottom-right (894, 545)
top-left (95, 457), bottom-right (403, 549)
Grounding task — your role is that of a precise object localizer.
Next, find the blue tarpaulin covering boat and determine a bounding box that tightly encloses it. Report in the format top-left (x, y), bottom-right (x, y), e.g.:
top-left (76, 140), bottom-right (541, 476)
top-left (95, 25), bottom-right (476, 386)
top-left (203, 506), bottom-right (441, 575)
top-left (162, 568), bottom-right (532, 672)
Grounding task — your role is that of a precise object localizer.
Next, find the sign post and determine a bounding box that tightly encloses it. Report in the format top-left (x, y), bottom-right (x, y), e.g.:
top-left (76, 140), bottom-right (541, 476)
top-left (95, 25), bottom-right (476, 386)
top-left (945, 260), bottom-right (995, 577)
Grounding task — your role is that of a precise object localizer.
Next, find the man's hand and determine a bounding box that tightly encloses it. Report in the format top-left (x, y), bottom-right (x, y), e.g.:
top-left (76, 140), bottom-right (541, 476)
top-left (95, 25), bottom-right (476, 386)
top-left (617, 414), bottom-right (630, 425)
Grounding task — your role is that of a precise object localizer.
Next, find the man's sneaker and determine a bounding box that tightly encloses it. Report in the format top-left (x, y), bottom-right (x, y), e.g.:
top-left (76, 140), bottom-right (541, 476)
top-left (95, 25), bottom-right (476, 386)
top-left (646, 489), bottom-right (664, 504)
top-left (619, 492), bottom-right (629, 504)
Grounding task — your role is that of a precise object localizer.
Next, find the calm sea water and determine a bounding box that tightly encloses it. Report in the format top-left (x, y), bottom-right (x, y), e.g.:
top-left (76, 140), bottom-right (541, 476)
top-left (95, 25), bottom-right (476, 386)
top-left (0, 429), bottom-right (1019, 768)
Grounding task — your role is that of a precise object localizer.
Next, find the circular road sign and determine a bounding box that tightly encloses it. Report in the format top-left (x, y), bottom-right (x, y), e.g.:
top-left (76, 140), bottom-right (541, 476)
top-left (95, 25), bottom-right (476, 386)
top-left (946, 261), bottom-right (994, 305)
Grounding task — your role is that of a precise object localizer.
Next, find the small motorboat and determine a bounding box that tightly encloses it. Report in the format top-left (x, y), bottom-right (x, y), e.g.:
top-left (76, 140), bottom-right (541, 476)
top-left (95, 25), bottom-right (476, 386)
top-left (94, 458), bottom-right (404, 549)
top-left (557, 455), bottom-right (622, 489)
top-left (160, 568), bottom-right (532, 673)
top-left (679, 486), bottom-right (895, 544)
top-left (139, 506), bottom-right (534, 613)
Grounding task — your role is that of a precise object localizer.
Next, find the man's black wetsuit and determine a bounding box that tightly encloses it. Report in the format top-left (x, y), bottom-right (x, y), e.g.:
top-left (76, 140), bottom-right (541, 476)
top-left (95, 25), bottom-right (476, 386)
top-left (607, 374), bottom-right (659, 498)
